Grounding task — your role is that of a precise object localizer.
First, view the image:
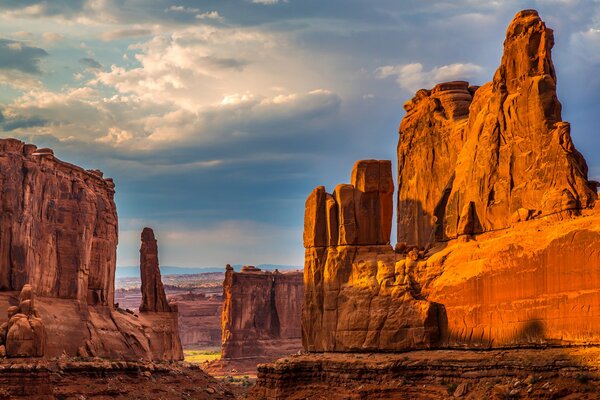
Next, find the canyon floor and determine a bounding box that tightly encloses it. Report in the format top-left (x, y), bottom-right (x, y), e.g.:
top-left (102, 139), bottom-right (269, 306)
top-left (250, 346), bottom-right (600, 400)
top-left (0, 358), bottom-right (247, 400)
top-left (7, 347), bottom-right (600, 399)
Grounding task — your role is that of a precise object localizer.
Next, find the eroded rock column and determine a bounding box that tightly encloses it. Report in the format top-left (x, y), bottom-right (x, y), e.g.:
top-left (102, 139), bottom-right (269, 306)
top-left (139, 228), bottom-right (174, 313)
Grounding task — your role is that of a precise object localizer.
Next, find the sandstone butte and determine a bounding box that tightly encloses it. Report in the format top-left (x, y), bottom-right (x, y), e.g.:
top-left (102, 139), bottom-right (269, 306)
top-left (220, 265), bottom-right (303, 366)
top-left (301, 9), bottom-right (600, 353)
top-left (0, 139), bottom-right (182, 360)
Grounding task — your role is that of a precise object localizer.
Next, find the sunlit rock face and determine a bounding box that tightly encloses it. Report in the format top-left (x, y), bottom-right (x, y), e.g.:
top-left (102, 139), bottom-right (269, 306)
top-left (221, 265), bottom-right (303, 360)
top-left (397, 9), bottom-right (596, 248)
top-left (302, 10), bottom-right (600, 353)
top-left (0, 139), bottom-right (182, 360)
top-left (303, 160), bottom-right (443, 352)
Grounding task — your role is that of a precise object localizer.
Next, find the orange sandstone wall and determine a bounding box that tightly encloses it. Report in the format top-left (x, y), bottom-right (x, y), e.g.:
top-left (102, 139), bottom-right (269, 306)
top-left (302, 10), bottom-right (600, 353)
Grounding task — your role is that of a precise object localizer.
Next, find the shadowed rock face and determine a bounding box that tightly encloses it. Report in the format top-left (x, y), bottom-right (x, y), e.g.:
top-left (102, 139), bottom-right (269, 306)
top-left (397, 9), bottom-right (596, 247)
top-left (140, 228), bottom-right (174, 313)
top-left (0, 139), bottom-right (117, 305)
top-left (221, 265), bottom-right (303, 360)
top-left (0, 139), bottom-right (182, 361)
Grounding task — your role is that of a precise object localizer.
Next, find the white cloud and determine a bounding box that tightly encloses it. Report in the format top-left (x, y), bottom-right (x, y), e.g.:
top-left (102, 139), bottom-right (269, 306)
top-left (42, 32), bottom-right (65, 44)
top-left (570, 28), bottom-right (600, 64)
top-left (165, 5), bottom-right (200, 13)
top-left (195, 11), bottom-right (223, 21)
top-left (252, 0), bottom-right (281, 4)
top-left (0, 70), bottom-right (43, 90)
top-left (375, 62), bottom-right (484, 92)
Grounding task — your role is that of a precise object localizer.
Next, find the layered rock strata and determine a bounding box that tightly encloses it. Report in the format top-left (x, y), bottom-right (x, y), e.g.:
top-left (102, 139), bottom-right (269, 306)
top-left (0, 139), bottom-right (182, 360)
top-left (253, 348), bottom-right (600, 400)
top-left (221, 265), bottom-right (303, 361)
top-left (397, 9), bottom-right (596, 247)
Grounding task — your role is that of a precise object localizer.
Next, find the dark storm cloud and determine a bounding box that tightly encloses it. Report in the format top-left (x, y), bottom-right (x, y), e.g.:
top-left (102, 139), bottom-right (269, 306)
top-left (79, 57), bottom-right (103, 70)
top-left (0, 39), bottom-right (47, 74)
top-left (3, 116), bottom-right (49, 131)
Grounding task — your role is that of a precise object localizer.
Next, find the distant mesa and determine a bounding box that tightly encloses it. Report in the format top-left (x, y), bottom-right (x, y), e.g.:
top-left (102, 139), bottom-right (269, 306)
top-left (240, 265), bottom-right (261, 272)
top-left (216, 263), bottom-right (304, 373)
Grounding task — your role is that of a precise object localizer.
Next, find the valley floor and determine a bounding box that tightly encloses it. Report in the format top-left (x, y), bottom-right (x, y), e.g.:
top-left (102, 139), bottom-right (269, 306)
top-left (250, 346), bottom-right (600, 399)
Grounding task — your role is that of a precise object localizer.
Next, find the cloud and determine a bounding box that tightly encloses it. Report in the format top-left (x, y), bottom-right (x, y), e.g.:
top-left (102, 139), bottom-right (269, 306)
top-left (195, 11), bottom-right (223, 21)
top-left (41, 32), bottom-right (64, 44)
top-left (375, 62), bottom-right (484, 92)
top-left (165, 6), bottom-right (200, 14)
top-left (570, 28), bottom-right (600, 65)
top-left (0, 39), bottom-right (47, 74)
top-left (79, 57), bottom-right (103, 70)
top-left (0, 39), bottom-right (47, 89)
top-left (251, 0), bottom-right (283, 4)
top-left (2, 116), bottom-right (48, 131)
top-left (0, 0), bottom-right (87, 18)
top-left (100, 28), bottom-right (154, 42)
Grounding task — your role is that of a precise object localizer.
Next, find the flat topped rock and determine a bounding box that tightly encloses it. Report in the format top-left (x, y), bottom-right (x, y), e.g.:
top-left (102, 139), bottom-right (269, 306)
top-left (241, 265), bottom-right (262, 272)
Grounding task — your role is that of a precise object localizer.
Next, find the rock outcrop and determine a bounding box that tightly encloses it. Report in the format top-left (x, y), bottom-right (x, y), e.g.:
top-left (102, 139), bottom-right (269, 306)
top-left (1, 284), bottom-right (45, 357)
top-left (221, 265), bottom-right (303, 362)
top-left (0, 139), bottom-right (182, 360)
top-left (0, 139), bottom-right (117, 305)
top-left (397, 9), bottom-right (596, 247)
top-left (303, 160), bottom-right (443, 352)
top-left (252, 348), bottom-right (600, 400)
top-left (139, 228), bottom-right (175, 313)
top-left (301, 10), bottom-right (600, 354)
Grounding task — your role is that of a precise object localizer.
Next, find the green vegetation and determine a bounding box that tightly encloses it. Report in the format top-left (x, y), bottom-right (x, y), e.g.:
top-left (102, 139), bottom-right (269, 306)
top-left (446, 383), bottom-right (458, 395)
top-left (184, 349), bottom-right (221, 363)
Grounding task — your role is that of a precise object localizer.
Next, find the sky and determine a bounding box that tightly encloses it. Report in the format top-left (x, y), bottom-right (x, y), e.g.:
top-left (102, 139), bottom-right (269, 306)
top-left (0, 0), bottom-right (599, 268)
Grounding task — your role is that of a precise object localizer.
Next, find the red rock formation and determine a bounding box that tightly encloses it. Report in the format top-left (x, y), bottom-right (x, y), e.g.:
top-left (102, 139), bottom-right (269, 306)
top-left (221, 265), bottom-right (303, 362)
top-left (303, 160), bottom-right (442, 352)
top-left (301, 10), bottom-right (600, 356)
top-left (397, 10), bottom-right (596, 247)
top-left (0, 284), bottom-right (45, 357)
top-left (0, 139), bottom-right (117, 304)
top-left (139, 228), bottom-right (174, 313)
top-left (0, 139), bottom-right (182, 361)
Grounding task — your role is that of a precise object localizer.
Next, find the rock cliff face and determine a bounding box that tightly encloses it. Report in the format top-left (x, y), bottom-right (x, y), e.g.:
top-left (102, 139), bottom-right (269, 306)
top-left (0, 139), bottom-right (117, 305)
top-left (0, 139), bottom-right (182, 360)
top-left (397, 9), bottom-right (596, 247)
top-left (303, 160), bottom-right (443, 352)
top-left (221, 265), bottom-right (303, 361)
top-left (301, 10), bottom-right (600, 355)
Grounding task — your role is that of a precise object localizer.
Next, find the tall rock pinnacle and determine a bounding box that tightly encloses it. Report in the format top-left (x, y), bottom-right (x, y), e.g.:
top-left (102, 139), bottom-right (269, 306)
top-left (139, 227), bottom-right (173, 312)
top-left (397, 9), bottom-right (596, 247)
